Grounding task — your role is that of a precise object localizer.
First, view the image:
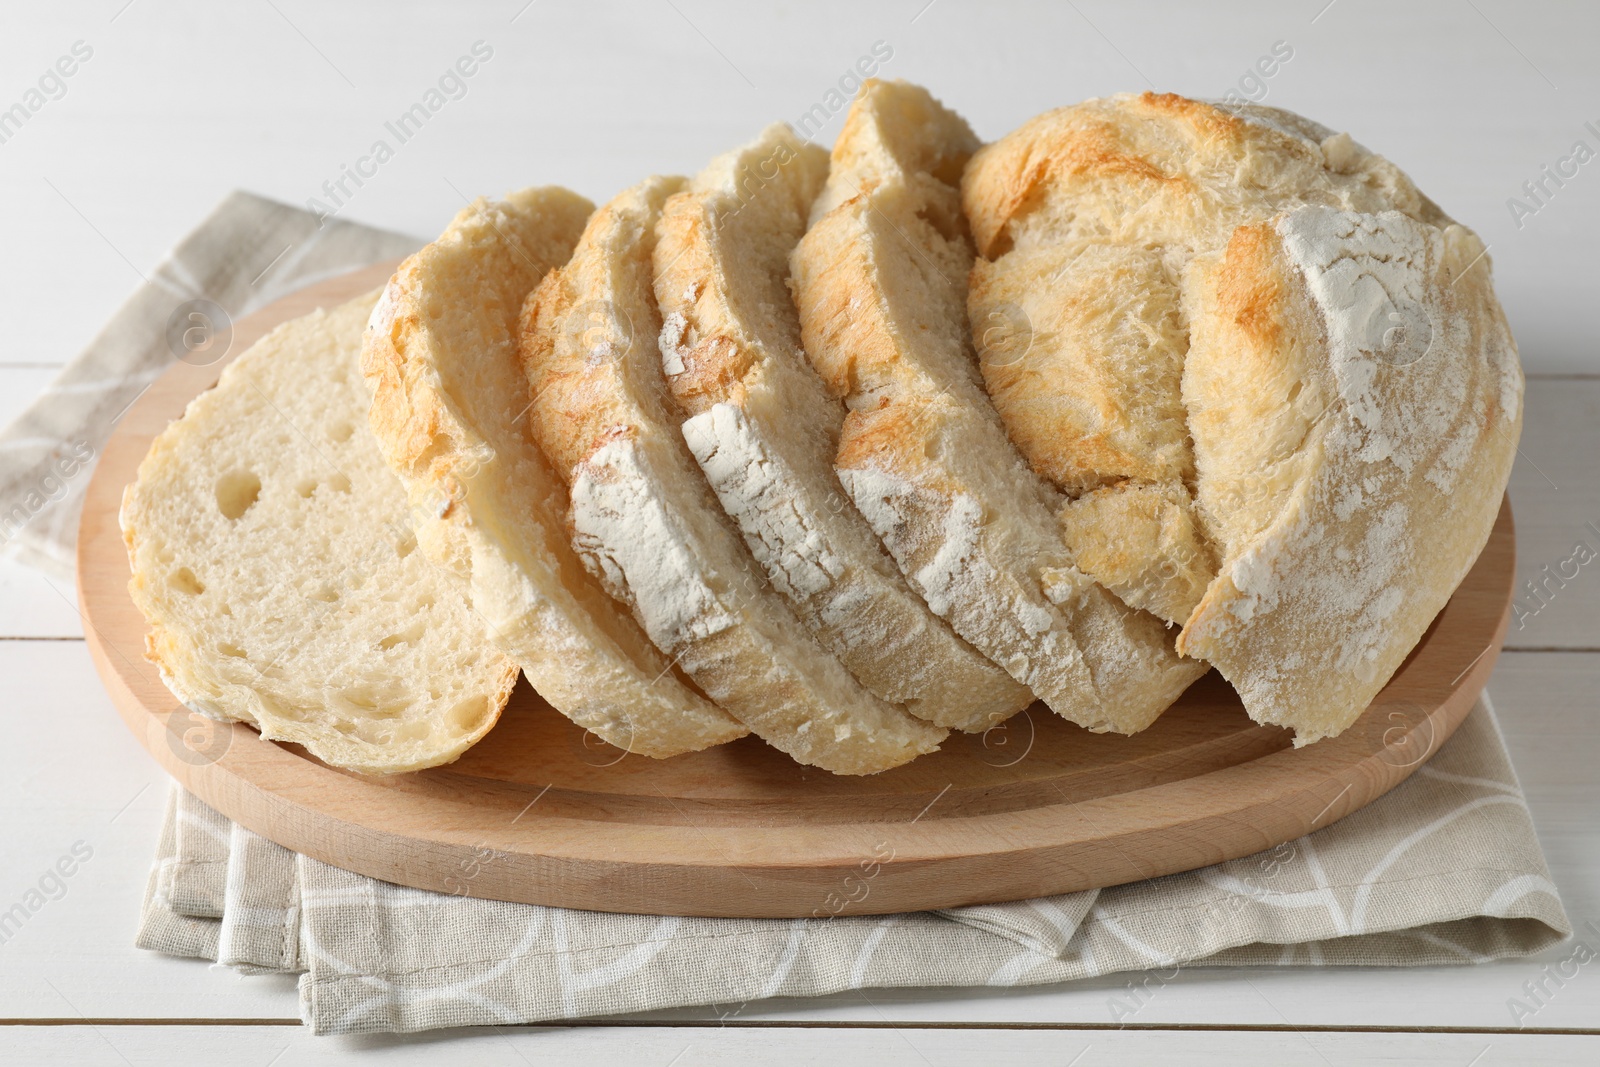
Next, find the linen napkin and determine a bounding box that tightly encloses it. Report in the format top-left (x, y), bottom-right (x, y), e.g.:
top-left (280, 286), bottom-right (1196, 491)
top-left (3, 192), bottom-right (1568, 1035)
top-left (134, 698), bottom-right (1568, 1035)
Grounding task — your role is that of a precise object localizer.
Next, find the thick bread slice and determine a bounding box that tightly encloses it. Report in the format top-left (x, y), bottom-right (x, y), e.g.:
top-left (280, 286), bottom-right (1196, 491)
top-left (793, 80), bottom-right (1204, 734)
top-left (964, 93), bottom-right (1522, 742)
top-left (652, 124), bottom-right (1028, 732)
top-left (520, 176), bottom-right (941, 774)
top-left (121, 292), bottom-right (520, 775)
top-left (361, 187), bottom-right (746, 758)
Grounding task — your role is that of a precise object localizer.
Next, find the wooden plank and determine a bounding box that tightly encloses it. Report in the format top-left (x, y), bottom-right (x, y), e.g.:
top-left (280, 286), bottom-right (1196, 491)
top-left (0, 1024), bottom-right (1595, 1065)
top-left (1506, 379), bottom-right (1600, 650)
top-left (0, 558), bottom-right (83, 639)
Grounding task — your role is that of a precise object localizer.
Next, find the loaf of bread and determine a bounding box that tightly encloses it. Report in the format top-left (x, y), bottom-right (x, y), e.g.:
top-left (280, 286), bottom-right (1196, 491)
top-left (123, 86), bottom-right (1521, 776)
top-left (964, 93), bottom-right (1522, 743)
top-left (120, 293), bottom-right (520, 774)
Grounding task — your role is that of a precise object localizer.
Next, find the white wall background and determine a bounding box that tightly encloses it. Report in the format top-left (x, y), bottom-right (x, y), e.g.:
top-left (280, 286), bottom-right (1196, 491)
top-left (1, 0), bottom-right (1595, 373)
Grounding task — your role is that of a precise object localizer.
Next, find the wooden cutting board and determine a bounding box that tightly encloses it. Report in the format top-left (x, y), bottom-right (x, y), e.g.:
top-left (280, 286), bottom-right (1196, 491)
top-left (77, 261), bottom-right (1516, 918)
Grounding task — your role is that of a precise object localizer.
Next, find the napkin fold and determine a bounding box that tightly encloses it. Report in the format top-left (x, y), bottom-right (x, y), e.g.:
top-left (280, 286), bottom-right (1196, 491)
top-left (4, 192), bottom-right (1568, 1035)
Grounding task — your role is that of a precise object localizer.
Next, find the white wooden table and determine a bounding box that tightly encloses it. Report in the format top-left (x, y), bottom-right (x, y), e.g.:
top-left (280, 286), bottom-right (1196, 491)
top-left (2, 2), bottom-right (1596, 1062)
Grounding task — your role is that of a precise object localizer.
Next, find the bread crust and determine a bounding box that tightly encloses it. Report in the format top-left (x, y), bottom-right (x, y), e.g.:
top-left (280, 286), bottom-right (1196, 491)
top-left (1177, 206), bottom-right (1521, 742)
top-left (963, 93), bottom-right (1522, 742)
top-left (362, 187), bottom-right (747, 759)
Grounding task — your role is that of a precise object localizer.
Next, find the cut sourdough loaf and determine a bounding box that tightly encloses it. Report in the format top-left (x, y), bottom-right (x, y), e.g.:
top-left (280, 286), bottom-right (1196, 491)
top-left (793, 80), bottom-right (1204, 734)
top-left (653, 124), bottom-right (1029, 733)
top-left (964, 93), bottom-right (1523, 742)
top-left (361, 187), bottom-right (747, 759)
top-left (120, 292), bottom-right (520, 775)
top-left (521, 176), bottom-right (942, 773)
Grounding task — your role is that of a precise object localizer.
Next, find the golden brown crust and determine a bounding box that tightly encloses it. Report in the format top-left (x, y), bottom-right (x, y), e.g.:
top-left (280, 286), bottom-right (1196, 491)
top-left (964, 92), bottom-right (1523, 742)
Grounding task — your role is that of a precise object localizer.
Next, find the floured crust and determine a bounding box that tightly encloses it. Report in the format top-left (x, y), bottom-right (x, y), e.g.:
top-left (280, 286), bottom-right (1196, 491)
top-left (795, 80), bottom-right (1205, 734)
top-left (519, 176), bottom-right (939, 774)
top-left (361, 186), bottom-right (746, 759)
top-left (122, 293), bottom-right (520, 775)
top-left (653, 123), bottom-right (1030, 732)
top-left (1177, 207), bottom-right (1520, 742)
top-left (964, 92), bottom-right (1522, 742)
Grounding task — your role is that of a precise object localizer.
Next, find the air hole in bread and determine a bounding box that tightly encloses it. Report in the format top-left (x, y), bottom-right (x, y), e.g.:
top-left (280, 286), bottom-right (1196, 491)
top-left (329, 420), bottom-right (355, 443)
top-left (449, 695), bottom-right (491, 734)
top-left (295, 478), bottom-right (317, 498)
top-left (395, 535), bottom-right (417, 559)
top-left (170, 567), bottom-right (204, 595)
top-left (378, 623), bottom-right (425, 650)
top-left (1286, 381), bottom-right (1303, 403)
top-left (218, 642), bottom-right (247, 658)
top-left (339, 686), bottom-right (378, 710)
top-left (307, 585), bottom-right (339, 603)
top-left (215, 470), bottom-right (261, 520)
top-left (328, 473), bottom-right (352, 493)
top-left (257, 694), bottom-right (300, 721)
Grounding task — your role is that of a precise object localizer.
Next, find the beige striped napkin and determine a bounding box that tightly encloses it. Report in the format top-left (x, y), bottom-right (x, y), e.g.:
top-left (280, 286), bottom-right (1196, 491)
top-left (4, 193), bottom-right (1570, 1035)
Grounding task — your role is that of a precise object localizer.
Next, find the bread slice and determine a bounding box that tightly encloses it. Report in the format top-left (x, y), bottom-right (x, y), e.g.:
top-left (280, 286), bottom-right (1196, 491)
top-left (361, 187), bottom-right (747, 759)
top-left (520, 176), bottom-right (942, 773)
top-left (120, 292), bottom-right (520, 775)
top-left (793, 80), bottom-right (1205, 734)
top-left (964, 93), bottom-right (1522, 742)
top-left (652, 124), bottom-right (1030, 732)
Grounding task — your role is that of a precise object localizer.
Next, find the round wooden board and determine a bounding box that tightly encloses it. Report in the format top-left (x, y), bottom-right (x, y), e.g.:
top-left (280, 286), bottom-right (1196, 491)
top-left (79, 261), bottom-right (1516, 919)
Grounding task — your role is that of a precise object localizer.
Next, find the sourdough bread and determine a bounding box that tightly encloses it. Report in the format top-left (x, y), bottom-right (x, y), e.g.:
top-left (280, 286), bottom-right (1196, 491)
top-left (361, 187), bottom-right (747, 758)
top-left (121, 292), bottom-right (520, 775)
top-left (794, 80), bottom-right (1205, 735)
top-left (520, 176), bottom-right (942, 774)
top-left (653, 124), bottom-right (1030, 732)
top-left (964, 93), bottom-right (1522, 742)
